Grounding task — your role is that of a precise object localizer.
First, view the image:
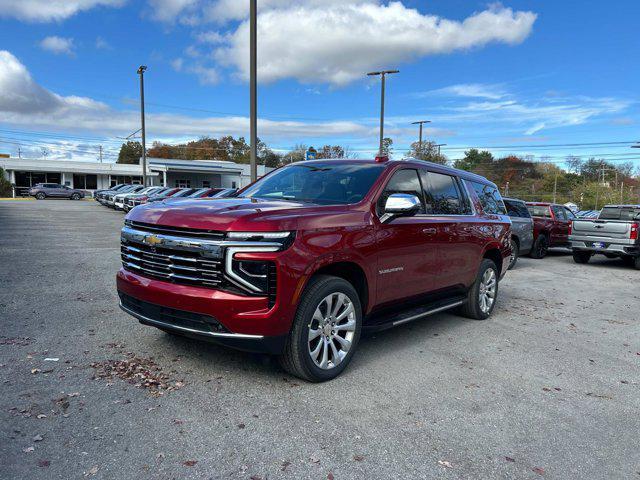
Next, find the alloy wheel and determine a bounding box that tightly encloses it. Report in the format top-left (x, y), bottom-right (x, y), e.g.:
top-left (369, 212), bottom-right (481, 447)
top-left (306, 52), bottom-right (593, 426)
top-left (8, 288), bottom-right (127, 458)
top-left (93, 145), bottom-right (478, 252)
top-left (307, 292), bottom-right (356, 370)
top-left (478, 268), bottom-right (497, 314)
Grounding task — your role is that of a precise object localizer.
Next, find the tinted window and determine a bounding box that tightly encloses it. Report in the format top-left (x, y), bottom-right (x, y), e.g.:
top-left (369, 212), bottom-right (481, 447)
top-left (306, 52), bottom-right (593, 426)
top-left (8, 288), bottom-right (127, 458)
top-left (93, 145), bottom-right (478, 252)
top-left (471, 182), bottom-right (507, 215)
top-left (552, 206), bottom-right (566, 220)
top-left (527, 205), bottom-right (552, 218)
top-left (423, 172), bottom-right (467, 215)
top-left (564, 208), bottom-right (576, 220)
top-left (379, 169), bottom-right (425, 213)
top-left (504, 199), bottom-right (531, 218)
top-left (241, 163), bottom-right (385, 206)
top-left (599, 206), bottom-right (640, 220)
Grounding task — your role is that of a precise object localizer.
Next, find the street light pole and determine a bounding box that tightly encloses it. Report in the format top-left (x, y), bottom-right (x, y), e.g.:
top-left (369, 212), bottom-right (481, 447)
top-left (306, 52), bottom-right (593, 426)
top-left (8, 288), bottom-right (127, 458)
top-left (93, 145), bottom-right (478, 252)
top-left (367, 70), bottom-right (399, 156)
top-left (249, 0), bottom-right (258, 183)
top-left (137, 65), bottom-right (148, 187)
top-left (435, 143), bottom-right (447, 155)
top-left (411, 120), bottom-right (431, 154)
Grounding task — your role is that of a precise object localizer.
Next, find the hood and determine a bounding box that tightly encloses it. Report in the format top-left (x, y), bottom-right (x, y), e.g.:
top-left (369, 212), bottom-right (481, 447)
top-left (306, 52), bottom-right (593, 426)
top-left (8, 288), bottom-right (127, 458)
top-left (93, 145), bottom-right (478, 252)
top-left (126, 197), bottom-right (355, 232)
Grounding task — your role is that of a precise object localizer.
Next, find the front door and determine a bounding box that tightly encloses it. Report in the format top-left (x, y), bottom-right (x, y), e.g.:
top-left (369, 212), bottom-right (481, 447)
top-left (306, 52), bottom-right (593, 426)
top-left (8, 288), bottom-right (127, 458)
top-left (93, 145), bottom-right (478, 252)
top-left (551, 206), bottom-right (570, 245)
top-left (375, 168), bottom-right (437, 306)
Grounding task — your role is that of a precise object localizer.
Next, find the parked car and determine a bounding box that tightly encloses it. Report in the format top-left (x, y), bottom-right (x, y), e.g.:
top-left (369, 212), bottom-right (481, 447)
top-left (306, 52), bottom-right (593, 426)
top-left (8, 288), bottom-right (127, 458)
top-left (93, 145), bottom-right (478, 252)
top-left (184, 188), bottom-right (237, 199)
top-left (114, 187), bottom-right (162, 211)
top-left (123, 187), bottom-right (170, 212)
top-left (94, 184), bottom-right (128, 201)
top-left (145, 188), bottom-right (185, 203)
top-left (29, 183), bottom-right (85, 200)
top-left (97, 184), bottom-right (132, 204)
top-left (503, 197), bottom-right (534, 269)
top-left (117, 157), bottom-right (511, 382)
top-left (570, 204), bottom-right (640, 269)
top-left (525, 202), bottom-right (576, 258)
top-left (105, 185), bottom-right (144, 208)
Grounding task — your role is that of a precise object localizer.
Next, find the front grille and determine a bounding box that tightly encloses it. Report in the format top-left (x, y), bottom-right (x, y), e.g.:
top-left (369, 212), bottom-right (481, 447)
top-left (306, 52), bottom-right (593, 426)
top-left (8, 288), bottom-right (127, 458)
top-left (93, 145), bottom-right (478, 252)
top-left (121, 241), bottom-right (224, 289)
top-left (119, 293), bottom-right (229, 333)
top-left (126, 220), bottom-right (225, 240)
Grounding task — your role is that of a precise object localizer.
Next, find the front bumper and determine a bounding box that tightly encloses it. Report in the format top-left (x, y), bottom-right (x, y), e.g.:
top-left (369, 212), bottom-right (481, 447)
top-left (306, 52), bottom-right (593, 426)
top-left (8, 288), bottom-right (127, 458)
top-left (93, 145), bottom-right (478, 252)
top-left (118, 291), bottom-right (287, 353)
top-left (116, 267), bottom-right (295, 353)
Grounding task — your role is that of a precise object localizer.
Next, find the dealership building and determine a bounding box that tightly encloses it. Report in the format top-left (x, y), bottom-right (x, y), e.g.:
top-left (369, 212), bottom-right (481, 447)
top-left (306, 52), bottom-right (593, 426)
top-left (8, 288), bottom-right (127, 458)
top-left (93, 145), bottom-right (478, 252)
top-left (0, 157), bottom-right (271, 196)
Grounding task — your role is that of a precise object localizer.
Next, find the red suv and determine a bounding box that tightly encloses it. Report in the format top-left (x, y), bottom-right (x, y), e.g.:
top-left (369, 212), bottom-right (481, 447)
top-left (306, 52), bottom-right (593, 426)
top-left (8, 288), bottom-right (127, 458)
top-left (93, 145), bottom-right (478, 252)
top-left (526, 202), bottom-right (576, 258)
top-left (117, 158), bottom-right (511, 381)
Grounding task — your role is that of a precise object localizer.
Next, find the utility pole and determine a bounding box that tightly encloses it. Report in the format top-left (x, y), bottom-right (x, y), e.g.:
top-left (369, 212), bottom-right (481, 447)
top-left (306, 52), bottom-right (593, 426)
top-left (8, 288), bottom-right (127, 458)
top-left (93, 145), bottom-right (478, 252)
top-left (367, 70), bottom-right (399, 156)
top-left (98, 145), bottom-right (103, 163)
top-left (137, 65), bottom-right (148, 187)
top-left (621, 181), bottom-right (624, 204)
top-left (435, 143), bottom-right (447, 155)
top-left (249, 0), bottom-right (258, 182)
top-left (553, 169), bottom-right (559, 204)
top-left (411, 120), bottom-right (430, 155)
top-left (17, 147), bottom-right (21, 159)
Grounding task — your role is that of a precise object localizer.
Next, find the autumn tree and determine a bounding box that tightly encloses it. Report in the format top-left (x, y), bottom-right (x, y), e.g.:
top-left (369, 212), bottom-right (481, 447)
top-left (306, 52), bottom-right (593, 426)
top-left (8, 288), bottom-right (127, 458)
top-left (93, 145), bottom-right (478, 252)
top-left (407, 141), bottom-right (448, 165)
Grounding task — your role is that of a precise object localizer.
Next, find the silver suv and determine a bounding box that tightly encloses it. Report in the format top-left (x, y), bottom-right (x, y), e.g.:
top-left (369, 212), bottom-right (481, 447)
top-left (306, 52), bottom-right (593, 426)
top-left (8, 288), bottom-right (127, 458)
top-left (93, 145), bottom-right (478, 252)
top-left (29, 184), bottom-right (86, 200)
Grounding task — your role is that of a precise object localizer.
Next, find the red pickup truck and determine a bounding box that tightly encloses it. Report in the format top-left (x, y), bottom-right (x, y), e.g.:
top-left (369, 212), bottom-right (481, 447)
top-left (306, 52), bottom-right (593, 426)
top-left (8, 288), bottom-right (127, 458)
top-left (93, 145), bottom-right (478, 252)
top-left (117, 158), bottom-right (511, 381)
top-left (526, 202), bottom-right (576, 258)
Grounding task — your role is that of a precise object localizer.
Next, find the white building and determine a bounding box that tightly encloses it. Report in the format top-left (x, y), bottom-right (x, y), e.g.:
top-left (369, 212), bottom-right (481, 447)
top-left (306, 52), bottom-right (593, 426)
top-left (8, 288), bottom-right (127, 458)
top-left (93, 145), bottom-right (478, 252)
top-left (0, 157), bottom-right (271, 195)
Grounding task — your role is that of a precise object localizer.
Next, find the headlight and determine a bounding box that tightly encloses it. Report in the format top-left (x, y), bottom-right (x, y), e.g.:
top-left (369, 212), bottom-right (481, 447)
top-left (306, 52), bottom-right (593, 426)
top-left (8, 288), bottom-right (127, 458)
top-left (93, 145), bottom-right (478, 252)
top-left (224, 232), bottom-right (293, 294)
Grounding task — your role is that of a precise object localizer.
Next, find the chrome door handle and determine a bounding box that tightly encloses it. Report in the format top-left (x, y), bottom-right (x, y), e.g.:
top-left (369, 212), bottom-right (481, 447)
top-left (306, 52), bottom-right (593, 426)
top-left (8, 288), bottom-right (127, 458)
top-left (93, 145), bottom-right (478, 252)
top-left (423, 228), bottom-right (437, 235)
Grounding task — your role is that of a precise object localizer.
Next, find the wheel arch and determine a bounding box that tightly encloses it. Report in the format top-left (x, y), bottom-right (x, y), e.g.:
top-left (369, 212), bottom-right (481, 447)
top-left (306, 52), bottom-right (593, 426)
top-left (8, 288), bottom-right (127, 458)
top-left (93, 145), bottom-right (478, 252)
top-left (301, 260), bottom-right (370, 314)
top-left (482, 247), bottom-right (504, 276)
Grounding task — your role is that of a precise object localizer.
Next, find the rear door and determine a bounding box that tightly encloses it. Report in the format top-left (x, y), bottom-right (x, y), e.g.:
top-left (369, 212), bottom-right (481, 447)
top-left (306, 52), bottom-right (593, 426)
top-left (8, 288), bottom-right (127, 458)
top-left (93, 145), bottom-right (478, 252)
top-left (505, 200), bottom-right (534, 252)
top-left (375, 168), bottom-right (436, 305)
top-left (421, 171), bottom-right (478, 291)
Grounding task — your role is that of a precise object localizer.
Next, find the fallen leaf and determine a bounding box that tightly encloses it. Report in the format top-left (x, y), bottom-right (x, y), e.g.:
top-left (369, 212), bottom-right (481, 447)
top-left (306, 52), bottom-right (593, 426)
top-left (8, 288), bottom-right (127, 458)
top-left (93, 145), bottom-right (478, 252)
top-left (23, 447), bottom-right (34, 453)
top-left (505, 456), bottom-right (515, 462)
top-left (85, 465), bottom-right (99, 477)
top-left (31, 369), bottom-right (41, 374)
top-left (36, 414), bottom-right (47, 419)
top-left (327, 473), bottom-right (334, 480)
top-left (280, 461), bottom-right (291, 471)
top-left (37, 459), bottom-right (50, 467)
top-left (33, 435), bottom-right (43, 442)
top-left (183, 460), bottom-right (198, 467)
top-left (353, 455), bottom-right (365, 462)
top-left (532, 466), bottom-right (545, 475)
top-left (237, 423), bottom-right (245, 429)
top-left (438, 460), bottom-right (453, 468)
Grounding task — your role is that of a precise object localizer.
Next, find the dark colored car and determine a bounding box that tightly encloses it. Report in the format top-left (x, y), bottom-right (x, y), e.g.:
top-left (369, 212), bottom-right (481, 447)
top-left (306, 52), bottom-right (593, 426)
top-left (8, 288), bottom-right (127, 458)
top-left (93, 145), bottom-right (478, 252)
top-left (503, 198), bottom-right (534, 269)
top-left (95, 184), bottom-right (128, 201)
top-left (145, 188), bottom-right (183, 203)
top-left (123, 187), bottom-right (169, 212)
top-left (526, 202), bottom-right (576, 259)
top-left (29, 183), bottom-right (85, 200)
top-left (96, 184), bottom-right (133, 204)
top-left (117, 158), bottom-right (511, 382)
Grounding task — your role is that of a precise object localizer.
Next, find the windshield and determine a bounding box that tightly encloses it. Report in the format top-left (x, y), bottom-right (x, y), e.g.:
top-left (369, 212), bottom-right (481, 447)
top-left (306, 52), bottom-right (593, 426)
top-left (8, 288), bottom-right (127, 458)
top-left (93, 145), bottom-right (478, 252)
top-left (239, 163), bottom-right (385, 205)
top-left (527, 205), bottom-right (551, 218)
top-left (599, 206), bottom-right (640, 220)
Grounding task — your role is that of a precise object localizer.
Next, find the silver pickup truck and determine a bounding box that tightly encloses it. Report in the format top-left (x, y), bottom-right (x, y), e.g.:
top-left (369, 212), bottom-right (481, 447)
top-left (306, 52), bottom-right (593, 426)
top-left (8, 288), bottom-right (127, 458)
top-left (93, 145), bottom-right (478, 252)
top-left (570, 204), bottom-right (640, 269)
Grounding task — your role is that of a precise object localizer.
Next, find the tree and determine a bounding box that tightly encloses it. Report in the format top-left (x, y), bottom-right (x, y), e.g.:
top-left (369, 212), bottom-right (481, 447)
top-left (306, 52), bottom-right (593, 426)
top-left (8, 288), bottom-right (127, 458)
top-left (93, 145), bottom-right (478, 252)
top-left (0, 167), bottom-right (12, 197)
top-left (117, 141), bottom-right (143, 164)
top-left (316, 145), bottom-right (346, 159)
top-left (381, 137), bottom-right (393, 156)
top-left (407, 141), bottom-right (448, 165)
top-left (453, 149), bottom-right (494, 171)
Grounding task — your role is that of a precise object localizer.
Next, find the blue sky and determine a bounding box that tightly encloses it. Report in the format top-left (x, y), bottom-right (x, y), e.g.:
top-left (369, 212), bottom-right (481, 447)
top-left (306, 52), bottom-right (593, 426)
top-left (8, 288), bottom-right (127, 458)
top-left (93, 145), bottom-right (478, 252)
top-left (0, 0), bottom-right (639, 168)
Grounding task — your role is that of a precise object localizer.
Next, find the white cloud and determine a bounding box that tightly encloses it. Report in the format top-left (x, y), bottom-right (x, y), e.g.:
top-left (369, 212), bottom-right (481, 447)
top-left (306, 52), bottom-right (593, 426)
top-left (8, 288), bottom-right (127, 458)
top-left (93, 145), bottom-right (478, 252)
top-left (0, 50), bottom-right (370, 143)
top-left (39, 36), bottom-right (75, 56)
top-left (421, 83), bottom-right (508, 100)
top-left (0, 0), bottom-right (125, 22)
top-left (95, 36), bottom-right (111, 50)
top-left (211, 3), bottom-right (536, 86)
top-left (145, 0), bottom-right (198, 23)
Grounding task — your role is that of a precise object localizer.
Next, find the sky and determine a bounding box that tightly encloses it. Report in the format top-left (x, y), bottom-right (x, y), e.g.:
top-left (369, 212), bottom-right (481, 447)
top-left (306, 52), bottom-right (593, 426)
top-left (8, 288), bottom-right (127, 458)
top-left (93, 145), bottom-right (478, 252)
top-left (0, 0), bottom-right (639, 168)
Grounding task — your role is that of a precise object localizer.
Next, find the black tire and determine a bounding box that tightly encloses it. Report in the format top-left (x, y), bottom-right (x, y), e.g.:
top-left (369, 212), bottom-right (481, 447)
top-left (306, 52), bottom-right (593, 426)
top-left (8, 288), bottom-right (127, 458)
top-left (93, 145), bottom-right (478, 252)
top-left (529, 234), bottom-right (549, 259)
top-left (35, 193), bottom-right (45, 200)
top-left (70, 193), bottom-right (80, 200)
top-left (279, 275), bottom-right (362, 382)
top-left (572, 251), bottom-right (591, 264)
top-left (621, 256), bottom-right (635, 267)
top-left (459, 259), bottom-right (499, 320)
top-left (508, 238), bottom-right (519, 270)
top-left (634, 256), bottom-right (640, 271)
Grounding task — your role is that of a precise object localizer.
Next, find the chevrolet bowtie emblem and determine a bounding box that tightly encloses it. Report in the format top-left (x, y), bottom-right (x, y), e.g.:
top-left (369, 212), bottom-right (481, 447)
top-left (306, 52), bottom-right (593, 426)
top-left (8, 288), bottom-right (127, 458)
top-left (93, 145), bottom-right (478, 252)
top-left (144, 234), bottom-right (163, 246)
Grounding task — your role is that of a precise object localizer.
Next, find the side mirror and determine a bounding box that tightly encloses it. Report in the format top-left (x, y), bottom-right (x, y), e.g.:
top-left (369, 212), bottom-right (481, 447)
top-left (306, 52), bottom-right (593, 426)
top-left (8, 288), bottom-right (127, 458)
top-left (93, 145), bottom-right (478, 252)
top-left (381, 193), bottom-right (421, 223)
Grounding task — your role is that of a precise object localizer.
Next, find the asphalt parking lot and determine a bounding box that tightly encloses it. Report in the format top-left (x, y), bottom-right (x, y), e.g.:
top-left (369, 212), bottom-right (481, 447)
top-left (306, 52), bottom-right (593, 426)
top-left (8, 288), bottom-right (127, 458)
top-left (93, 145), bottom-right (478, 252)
top-left (1, 200), bottom-right (639, 479)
